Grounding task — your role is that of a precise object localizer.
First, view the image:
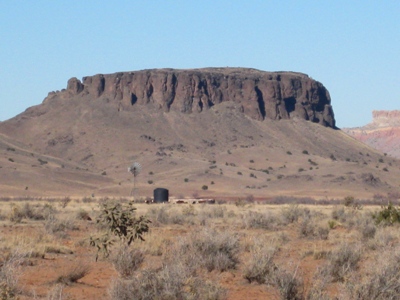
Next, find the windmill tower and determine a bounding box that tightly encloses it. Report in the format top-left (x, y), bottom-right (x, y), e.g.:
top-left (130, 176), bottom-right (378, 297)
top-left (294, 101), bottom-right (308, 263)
top-left (128, 162), bottom-right (141, 201)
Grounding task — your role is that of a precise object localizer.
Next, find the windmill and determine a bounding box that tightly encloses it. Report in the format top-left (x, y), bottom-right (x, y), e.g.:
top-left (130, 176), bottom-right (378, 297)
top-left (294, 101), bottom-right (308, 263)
top-left (128, 162), bottom-right (141, 200)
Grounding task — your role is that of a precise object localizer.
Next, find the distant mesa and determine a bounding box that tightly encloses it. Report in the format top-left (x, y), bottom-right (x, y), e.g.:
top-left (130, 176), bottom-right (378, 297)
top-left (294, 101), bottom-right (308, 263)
top-left (344, 110), bottom-right (400, 158)
top-left (46, 68), bottom-right (335, 128)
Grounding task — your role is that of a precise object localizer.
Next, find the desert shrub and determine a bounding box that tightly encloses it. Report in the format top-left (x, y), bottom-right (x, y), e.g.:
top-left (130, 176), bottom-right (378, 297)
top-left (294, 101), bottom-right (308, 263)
top-left (46, 284), bottom-right (65, 300)
top-left (280, 204), bottom-right (304, 224)
top-left (331, 206), bottom-right (354, 225)
top-left (322, 242), bottom-right (361, 282)
top-left (75, 209), bottom-right (91, 220)
top-left (9, 203), bottom-right (33, 222)
top-left (8, 204), bottom-right (24, 223)
top-left (147, 206), bottom-right (185, 225)
top-left (308, 159), bottom-right (318, 166)
top-left (110, 245), bottom-right (144, 278)
top-left (55, 264), bottom-right (90, 285)
top-left (298, 217), bottom-right (329, 240)
top-left (181, 204), bottom-right (196, 216)
top-left (356, 217), bottom-right (376, 240)
top-left (198, 206), bottom-right (225, 219)
top-left (90, 200), bottom-right (150, 260)
top-left (344, 250), bottom-right (400, 299)
top-left (82, 197), bottom-right (94, 203)
top-left (109, 263), bottom-right (226, 300)
top-left (343, 196), bottom-right (363, 210)
top-left (304, 269), bottom-right (331, 300)
top-left (209, 206), bottom-right (225, 218)
top-left (343, 196), bottom-right (355, 207)
top-left (241, 211), bottom-right (280, 230)
top-left (368, 227), bottom-right (396, 250)
top-left (169, 228), bottom-right (240, 272)
top-left (373, 202), bottom-right (400, 225)
top-left (243, 239), bottom-right (278, 284)
top-left (269, 265), bottom-right (304, 300)
top-left (327, 220), bottom-right (337, 229)
top-left (9, 203), bottom-right (55, 222)
top-left (202, 185), bottom-right (208, 190)
top-left (45, 215), bottom-right (78, 236)
top-left (59, 197), bottom-right (71, 208)
top-left (0, 251), bottom-right (24, 299)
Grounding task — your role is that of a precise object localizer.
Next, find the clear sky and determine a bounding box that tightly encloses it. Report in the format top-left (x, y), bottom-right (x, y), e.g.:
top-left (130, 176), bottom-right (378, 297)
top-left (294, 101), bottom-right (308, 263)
top-left (0, 1), bottom-right (399, 127)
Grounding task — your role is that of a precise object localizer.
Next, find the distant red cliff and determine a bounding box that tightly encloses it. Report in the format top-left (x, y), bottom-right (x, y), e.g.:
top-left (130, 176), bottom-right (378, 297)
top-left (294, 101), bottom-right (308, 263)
top-left (343, 110), bottom-right (400, 158)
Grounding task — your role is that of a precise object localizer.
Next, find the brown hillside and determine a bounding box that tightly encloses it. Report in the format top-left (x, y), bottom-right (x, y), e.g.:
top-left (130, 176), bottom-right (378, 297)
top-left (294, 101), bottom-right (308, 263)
top-left (0, 68), bottom-right (398, 199)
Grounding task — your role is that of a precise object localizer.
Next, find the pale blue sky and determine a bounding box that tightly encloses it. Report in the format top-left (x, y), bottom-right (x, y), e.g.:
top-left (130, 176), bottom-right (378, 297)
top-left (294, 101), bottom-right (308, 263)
top-left (0, 1), bottom-right (399, 127)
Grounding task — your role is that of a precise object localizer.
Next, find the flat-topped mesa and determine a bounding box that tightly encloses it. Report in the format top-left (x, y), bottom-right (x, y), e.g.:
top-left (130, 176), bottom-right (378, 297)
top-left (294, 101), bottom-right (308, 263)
top-left (59, 68), bottom-right (335, 128)
top-left (372, 110), bottom-right (400, 127)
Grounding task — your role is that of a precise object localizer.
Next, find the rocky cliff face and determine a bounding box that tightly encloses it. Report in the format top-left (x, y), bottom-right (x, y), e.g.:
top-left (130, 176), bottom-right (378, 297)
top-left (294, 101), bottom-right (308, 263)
top-left (344, 110), bottom-right (400, 158)
top-left (46, 68), bottom-right (335, 128)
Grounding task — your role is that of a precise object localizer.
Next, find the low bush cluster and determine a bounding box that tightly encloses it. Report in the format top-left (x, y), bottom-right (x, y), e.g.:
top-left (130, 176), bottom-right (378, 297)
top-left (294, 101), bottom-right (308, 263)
top-left (373, 202), bottom-right (400, 225)
top-left (241, 211), bottom-right (280, 230)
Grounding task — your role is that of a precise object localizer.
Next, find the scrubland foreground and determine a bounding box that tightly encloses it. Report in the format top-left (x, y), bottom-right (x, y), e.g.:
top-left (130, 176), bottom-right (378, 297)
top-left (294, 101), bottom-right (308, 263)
top-left (1, 196), bottom-right (400, 299)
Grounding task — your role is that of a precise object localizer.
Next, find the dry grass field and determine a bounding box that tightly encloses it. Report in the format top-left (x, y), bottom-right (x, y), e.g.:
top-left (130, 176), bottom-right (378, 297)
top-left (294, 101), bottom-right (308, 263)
top-left (1, 195), bottom-right (400, 300)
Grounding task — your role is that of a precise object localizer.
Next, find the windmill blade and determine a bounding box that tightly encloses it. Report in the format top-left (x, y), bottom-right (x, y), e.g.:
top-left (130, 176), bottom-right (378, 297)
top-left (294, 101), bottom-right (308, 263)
top-left (128, 162), bottom-right (142, 177)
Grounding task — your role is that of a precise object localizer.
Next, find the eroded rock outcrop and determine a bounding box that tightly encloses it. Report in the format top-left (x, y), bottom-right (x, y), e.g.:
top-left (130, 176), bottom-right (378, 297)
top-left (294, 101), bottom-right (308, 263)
top-left (47, 68), bottom-right (335, 128)
top-left (344, 110), bottom-right (400, 158)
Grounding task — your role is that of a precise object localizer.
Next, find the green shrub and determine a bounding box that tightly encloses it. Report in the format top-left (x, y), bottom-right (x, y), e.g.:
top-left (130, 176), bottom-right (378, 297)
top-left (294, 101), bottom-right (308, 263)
top-left (343, 196), bottom-right (355, 207)
top-left (89, 200), bottom-right (150, 260)
top-left (328, 220), bottom-right (337, 229)
top-left (373, 202), bottom-right (400, 225)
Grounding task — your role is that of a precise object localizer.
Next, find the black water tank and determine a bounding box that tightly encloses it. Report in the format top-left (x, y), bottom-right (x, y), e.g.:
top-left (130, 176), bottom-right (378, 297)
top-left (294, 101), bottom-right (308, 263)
top-left (154, 188), bottom-right (169, 203)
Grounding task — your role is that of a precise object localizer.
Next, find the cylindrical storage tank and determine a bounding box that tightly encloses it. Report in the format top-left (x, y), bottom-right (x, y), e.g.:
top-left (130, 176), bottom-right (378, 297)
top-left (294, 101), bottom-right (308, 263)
top-left (154, 188), bottom-right (169, 203)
